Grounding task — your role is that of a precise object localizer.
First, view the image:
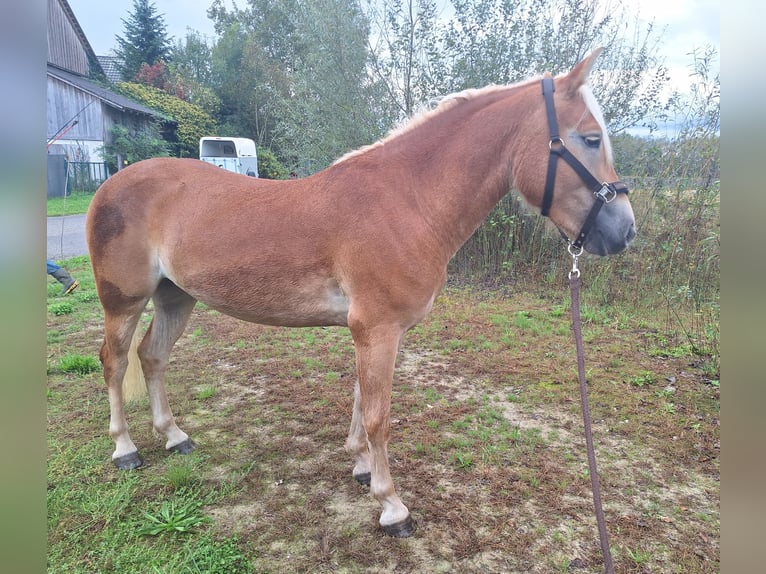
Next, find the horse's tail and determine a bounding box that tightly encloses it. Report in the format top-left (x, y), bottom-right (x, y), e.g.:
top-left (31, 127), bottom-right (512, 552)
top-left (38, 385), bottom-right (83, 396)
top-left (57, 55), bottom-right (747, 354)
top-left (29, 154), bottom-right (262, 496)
top-left (123, 326), bottom-right (146, 402)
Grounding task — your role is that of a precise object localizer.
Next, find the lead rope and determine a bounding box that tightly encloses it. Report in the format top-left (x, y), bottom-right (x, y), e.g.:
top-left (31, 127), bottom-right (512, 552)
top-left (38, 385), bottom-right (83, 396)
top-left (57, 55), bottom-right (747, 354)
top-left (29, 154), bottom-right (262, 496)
top-left (568, 245), bottom-right (615, 574)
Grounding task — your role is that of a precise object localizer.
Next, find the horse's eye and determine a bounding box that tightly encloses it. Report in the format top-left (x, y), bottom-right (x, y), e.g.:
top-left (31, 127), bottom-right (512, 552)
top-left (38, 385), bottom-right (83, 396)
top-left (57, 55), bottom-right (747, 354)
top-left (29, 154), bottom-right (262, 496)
top-left (583, 134), bottom-right (601, 149)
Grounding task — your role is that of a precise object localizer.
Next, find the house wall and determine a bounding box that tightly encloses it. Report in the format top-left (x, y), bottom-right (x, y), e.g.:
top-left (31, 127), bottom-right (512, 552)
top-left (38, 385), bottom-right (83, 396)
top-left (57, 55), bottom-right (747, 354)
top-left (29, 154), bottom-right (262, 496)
top-left (47, 0), bottom-right (89, 75)
top-left (47, 74), bottom-right (110, 166)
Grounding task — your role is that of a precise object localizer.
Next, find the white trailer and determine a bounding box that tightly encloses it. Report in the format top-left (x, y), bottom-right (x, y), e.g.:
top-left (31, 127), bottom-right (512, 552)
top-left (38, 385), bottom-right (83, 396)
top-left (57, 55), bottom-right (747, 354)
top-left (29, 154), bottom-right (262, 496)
top-left (199, 137), bottom-right (259, 177)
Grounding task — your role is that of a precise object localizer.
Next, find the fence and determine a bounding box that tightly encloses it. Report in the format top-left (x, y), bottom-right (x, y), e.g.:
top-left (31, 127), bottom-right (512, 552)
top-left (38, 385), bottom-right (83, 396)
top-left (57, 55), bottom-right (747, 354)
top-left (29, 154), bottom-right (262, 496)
top-left (47, 158), bottom-right (110, 197)
top-left (67, 161), bottom-right (109, 193)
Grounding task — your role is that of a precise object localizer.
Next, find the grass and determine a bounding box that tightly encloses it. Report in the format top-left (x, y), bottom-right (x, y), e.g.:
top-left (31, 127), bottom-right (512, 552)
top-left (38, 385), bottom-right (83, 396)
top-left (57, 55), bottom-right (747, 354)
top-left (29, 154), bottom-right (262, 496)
top-left (57, 354), bottom-right (100, 375)
top-left (47, 191), bottom-right (94, 216)
top-left (48, 257), bottom-right (719, 573)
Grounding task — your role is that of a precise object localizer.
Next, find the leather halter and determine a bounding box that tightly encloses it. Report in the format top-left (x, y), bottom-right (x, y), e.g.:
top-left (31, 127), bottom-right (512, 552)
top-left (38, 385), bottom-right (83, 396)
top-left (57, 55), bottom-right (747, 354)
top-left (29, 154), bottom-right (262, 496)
top-left (540, 77), bottom-right (629, 249)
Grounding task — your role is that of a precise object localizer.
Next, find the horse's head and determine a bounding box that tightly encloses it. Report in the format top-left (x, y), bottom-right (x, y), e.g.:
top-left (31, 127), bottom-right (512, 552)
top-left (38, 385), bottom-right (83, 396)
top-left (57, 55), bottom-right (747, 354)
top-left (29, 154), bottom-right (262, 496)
top-left (518, 48), bottom-right (636, 255)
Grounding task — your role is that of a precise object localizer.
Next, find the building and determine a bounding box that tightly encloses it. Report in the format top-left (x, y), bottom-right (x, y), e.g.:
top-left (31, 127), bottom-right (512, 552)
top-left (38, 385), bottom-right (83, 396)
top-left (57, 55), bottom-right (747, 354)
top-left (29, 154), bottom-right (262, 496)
top-left (46, 0), bottom-right (167, 196)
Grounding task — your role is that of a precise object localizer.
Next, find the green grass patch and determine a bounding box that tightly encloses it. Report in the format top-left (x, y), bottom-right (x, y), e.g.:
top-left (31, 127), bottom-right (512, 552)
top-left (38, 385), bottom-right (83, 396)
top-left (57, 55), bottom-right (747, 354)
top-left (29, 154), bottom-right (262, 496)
top-left (58, 354), bottom-right (100, 375)
top-left (47, 192), bottom-right (94, 216)
top-left (48, 301), bottom-right (74, 315)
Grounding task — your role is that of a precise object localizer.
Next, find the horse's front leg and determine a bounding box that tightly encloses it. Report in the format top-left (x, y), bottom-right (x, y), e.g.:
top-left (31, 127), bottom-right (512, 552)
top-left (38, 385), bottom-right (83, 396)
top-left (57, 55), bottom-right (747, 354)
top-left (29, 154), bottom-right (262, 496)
top-left (349, 322), bottom-right (416, 537)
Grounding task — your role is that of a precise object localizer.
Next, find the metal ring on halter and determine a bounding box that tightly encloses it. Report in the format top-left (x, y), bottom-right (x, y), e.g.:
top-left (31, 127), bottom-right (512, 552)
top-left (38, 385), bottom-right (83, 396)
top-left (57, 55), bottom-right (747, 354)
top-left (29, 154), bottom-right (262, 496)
top-left (568, 243), bottom-right (584, 257)
top-left (549, 137), bottom-right (565, 151)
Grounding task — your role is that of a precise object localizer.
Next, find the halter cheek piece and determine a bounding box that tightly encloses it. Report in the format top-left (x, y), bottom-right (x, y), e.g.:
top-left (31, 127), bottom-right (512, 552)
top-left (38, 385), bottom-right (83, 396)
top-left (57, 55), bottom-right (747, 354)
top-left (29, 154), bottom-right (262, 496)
top-left (540, 77), bottom-right (629, 250)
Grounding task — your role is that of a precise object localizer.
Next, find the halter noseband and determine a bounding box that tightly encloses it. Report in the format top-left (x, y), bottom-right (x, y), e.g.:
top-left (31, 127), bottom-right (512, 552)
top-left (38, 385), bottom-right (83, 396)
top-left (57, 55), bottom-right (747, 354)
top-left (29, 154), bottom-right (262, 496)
top-left (540, 77), bottom-right (629, 250)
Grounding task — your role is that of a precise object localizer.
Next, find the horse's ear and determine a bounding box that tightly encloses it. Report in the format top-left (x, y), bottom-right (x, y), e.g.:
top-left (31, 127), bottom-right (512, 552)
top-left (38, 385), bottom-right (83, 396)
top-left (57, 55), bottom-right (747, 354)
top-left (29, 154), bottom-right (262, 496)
top-left (565, 47), bottom-right (603, 93)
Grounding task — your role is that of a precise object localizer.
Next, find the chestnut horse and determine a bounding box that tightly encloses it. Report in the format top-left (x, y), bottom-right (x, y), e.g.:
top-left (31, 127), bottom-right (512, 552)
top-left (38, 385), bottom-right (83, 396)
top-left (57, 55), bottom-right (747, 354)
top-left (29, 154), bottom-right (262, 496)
top-left (86, 49), bottom-right (634, 537)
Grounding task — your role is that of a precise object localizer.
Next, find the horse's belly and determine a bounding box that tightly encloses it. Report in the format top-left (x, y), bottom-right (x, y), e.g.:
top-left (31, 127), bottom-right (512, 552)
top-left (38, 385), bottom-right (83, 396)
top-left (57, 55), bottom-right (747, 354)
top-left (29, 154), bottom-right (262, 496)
top-left (191, 279), bottom-right (350, 328)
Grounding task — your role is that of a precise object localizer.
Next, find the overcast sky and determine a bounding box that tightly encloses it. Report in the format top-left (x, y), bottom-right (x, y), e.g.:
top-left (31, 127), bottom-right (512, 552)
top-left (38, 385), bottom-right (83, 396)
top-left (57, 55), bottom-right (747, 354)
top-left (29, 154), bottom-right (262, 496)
top-left (67, 0), bottom-right (719, 95)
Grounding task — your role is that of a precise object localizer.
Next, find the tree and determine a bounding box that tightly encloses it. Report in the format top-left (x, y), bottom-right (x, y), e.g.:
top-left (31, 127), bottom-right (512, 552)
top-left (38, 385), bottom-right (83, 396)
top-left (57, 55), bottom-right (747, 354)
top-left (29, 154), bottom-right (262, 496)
top-left (272, 0), bottom-right (383, 171)
top-left (364, 0), bottom-right (447, 118)
top-left (208, 0), bottom-right (381, 172)
top-left (208, 19), bottom-right (278, 147)
top-left (114, 0), bottom-right (172, 81)
top-left (439, 0), bottom-right (669, 133)
top-left (168, 31), bottom-right (222, 116)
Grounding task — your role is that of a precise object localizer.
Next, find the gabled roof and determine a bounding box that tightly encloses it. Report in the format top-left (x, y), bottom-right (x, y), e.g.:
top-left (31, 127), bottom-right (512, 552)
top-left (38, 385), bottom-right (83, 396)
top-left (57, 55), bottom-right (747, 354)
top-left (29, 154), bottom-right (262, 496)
top-left (97, 55), bottom-right (124, 84)
top-left (47, 63), bottom-right (171, 121)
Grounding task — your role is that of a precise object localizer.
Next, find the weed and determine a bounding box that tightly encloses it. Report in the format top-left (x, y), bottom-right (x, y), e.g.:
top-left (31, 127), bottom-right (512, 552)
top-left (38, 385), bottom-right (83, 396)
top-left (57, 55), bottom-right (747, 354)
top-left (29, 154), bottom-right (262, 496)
top-left (196, 384), bottom-right (217, 400)
top-left (452, 451), bottom-right (474, 470)
top-left (629, 371), bottom-right (656, 387)
top-left (626, 546), bottom-right (651, 566)
top-left (136, 499), bottom-right (209, 536)
top-left (662, 402), bottom-right (677, 415)
top-left (423, 387), bottom-right (443, 403)
top-left (58, 354), bottom-right (100, 375)
top-left (48, 302), bottom-right (74, 316)
top-left (74, 291), bottom-right (99, 303)
top-left (513, 311), bottom-right (532, 329)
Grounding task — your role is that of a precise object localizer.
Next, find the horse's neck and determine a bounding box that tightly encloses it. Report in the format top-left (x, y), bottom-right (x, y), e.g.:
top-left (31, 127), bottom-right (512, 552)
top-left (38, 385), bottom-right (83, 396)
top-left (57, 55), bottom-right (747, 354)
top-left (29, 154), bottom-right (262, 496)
top-left (384, 90), bottom-right (528, 259)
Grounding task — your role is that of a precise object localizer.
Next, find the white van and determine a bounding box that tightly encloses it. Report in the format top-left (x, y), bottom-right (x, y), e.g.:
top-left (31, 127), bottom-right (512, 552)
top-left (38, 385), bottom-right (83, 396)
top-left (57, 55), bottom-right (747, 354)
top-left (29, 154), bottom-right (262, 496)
top-left (199, 137), bottom-right (259, 177)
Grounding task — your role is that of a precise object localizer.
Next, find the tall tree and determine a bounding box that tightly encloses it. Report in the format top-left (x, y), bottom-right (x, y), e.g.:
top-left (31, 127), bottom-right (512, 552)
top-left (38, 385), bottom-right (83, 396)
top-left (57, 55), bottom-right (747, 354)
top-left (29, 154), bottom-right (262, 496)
top-left (208, 0), bottom-right (380, 171)
top-left (439, 0), bottom-right (669, 133)
top-left (364, 0), bottom-right (447, 118)
top-left (114, 0), bottom-right (172, 81)
top-left (208, 0), bottom-right (297, 148)
top-left (169, 31), bottom-right (221, 116)
top-left (273, 0), bottom-right (383, 171)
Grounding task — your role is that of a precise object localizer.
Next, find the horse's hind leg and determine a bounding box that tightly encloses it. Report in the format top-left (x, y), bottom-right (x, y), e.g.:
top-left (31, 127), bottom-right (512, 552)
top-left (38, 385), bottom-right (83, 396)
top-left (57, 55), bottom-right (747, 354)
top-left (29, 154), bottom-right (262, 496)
top-left (137, 279), bottom-right (197, 455)
top-left (346, 380), bottom-right (372, 486)
top-left (101, 308), bottom-right (149, 469)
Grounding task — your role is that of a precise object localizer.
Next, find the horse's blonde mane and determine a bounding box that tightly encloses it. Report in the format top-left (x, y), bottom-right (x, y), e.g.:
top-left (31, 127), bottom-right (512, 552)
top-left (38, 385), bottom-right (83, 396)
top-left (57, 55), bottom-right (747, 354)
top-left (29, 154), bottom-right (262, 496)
top-left (334, 80), bottom-right (536, 165)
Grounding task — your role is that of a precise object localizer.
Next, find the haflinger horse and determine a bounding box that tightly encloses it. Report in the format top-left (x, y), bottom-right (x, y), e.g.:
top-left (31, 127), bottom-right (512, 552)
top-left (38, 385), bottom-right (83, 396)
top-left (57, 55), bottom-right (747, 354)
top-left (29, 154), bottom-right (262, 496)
top-left (86, 48), bottom-right (634, 537)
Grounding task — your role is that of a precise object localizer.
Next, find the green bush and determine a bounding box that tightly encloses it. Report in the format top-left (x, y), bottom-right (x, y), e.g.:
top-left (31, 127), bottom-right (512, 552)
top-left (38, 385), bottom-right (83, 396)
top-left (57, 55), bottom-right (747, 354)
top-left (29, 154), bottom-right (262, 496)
top-left (257, 147), bottom-right (289, 179)
top-left (117, 82), bottom-right (218, 158)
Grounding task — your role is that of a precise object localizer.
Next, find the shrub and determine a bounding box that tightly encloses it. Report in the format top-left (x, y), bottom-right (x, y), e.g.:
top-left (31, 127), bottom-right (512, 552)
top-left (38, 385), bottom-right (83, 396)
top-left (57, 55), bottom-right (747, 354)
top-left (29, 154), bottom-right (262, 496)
top-left (117, 82), bottom-right (218, 158)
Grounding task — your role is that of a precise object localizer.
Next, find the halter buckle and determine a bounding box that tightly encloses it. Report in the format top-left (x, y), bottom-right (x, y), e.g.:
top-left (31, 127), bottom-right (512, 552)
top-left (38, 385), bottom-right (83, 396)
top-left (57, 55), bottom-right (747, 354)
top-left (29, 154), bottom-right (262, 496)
top-left (595, 184), bottom-right (617, 203)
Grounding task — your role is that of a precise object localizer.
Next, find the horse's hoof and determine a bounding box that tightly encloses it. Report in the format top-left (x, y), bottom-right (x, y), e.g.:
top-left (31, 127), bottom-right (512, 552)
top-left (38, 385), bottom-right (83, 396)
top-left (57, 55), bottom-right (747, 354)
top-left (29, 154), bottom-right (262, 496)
top-left (353, 472), bottom-right (371, 487)
top-left (382, 515), bottom-right (417, 538)
top-left (168, 438), bottom-right (195, 455)
top-left (113, 451), bottom-right (144, 470)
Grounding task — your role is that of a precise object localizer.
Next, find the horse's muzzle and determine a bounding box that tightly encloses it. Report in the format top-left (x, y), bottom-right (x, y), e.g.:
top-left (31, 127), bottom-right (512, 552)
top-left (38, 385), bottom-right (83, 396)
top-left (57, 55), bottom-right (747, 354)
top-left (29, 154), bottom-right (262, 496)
top-left (584, 216), bottom-right (636, 256)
